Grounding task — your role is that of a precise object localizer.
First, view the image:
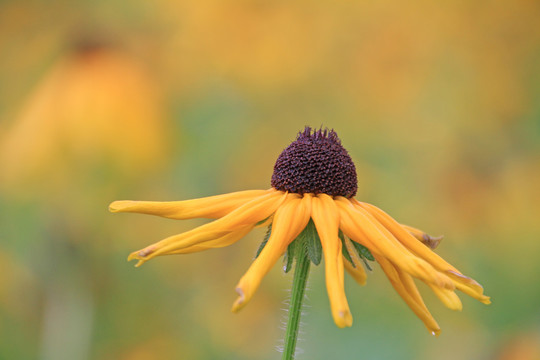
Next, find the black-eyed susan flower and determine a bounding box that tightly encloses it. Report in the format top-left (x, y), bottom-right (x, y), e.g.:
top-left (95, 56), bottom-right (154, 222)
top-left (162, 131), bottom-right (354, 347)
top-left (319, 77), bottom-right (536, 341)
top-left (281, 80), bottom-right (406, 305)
top-left (110, 127), bottom-right (490, 335)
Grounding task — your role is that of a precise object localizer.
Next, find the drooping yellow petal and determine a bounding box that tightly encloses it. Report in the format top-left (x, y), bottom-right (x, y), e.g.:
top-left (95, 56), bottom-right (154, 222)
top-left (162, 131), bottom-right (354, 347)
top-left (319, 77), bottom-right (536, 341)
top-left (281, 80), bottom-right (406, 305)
top-left (166, 225), bottom-right (254, 255)
top-left (342, 237), bottom-right (367, 286)
top-left (400, 224), bottom-right (426, 239)
top-left (453, 281), bottom-right (491, 304)
top-left (375, 254), bottom-right (441, 336)
top-left (232, 194), bottom-right (311, 312)
top-left (128, 191), bottom-right (287, 266)
top-left (447, 271), bottom-right (491, 304)
top-left (355, 201), bottom-right (458, 274)
top-left (312, 194), bottom-right (352, 328)
top-left (336, 198), bottom-right (454, 290)
top-left (400, 224), bottom-right (443, 249)
top-left (110, 189), bottom-right (272, 219)
top-left (392, 261), bottom-right (428, 311)
top-left (356, 201), bottom-right (490, 303)
top-left (336, 202), bottom-right (383, 257)
top-left (427, 284), bottom-right (463, 311)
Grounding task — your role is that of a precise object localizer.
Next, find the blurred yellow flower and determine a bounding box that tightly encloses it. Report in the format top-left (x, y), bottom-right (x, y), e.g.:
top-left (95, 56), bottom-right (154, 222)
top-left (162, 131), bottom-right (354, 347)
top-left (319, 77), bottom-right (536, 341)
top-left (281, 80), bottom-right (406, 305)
top-left (110, 127), bottom-right (489, 334)
top-left (0, 40), bottom-right (168, 193)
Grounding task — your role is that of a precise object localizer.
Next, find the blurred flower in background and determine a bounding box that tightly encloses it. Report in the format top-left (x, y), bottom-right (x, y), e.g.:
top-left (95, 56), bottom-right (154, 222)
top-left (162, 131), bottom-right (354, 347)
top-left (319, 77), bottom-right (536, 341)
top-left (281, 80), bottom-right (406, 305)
top-left (0, 38), bottom-right (168, 196)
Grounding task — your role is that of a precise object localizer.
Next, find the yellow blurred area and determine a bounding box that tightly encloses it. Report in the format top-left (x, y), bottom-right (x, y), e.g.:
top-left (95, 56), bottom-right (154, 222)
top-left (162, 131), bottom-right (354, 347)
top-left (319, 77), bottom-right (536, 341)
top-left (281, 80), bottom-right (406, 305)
top-left (496, 332), bottom-right (540, 360)
top-left (0, 41), bottom-right (168, 196)
top-left (0, 0), bottom-right (539, 359)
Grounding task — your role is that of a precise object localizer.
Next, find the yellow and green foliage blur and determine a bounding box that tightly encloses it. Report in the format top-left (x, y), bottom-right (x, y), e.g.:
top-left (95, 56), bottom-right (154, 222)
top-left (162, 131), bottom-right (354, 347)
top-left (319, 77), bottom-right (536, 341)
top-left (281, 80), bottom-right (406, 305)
top-left (1, 1), bottom-right (539, 359)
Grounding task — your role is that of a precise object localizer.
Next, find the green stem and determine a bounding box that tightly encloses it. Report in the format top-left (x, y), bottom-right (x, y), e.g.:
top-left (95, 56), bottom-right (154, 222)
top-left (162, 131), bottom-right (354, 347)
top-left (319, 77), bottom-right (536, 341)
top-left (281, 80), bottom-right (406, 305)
top-left (282, 245), bottom-right (311, 360)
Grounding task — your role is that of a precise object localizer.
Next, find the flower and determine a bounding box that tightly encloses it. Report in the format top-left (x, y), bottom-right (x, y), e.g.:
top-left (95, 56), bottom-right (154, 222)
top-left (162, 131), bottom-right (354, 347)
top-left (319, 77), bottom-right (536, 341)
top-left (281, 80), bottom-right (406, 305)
top-left (0, 40), bottom-right (168, 195)
top-left (110, 127), bottom-right (490, 334)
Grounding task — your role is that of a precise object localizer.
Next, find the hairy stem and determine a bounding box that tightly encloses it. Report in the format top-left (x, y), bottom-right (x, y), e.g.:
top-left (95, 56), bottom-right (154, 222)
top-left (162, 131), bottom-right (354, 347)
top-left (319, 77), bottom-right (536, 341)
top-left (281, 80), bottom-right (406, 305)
top-left (282, 245), bottom-right (310, 360)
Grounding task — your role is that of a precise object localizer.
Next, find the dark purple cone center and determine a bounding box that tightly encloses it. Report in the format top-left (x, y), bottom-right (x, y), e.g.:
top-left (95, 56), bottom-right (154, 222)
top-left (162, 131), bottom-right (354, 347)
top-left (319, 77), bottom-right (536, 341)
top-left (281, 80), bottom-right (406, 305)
top-left (271, 127), bottom-right (358, 198)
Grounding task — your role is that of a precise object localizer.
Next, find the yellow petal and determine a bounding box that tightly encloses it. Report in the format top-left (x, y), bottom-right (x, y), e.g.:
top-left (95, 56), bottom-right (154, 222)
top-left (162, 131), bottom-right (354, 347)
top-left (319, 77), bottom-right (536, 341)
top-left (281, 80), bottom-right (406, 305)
top-left (427, 284), bottom-right (463, 311)
top-left (336, 198), bottom-right (454, 290)
top-left (393, 260), bottom-right (428, 310)
top-left (453, 282), bottom-right (491, 304)
top-left (232, 194), bottom-right (311, 312)
top-left (400, 224), bottom-right (443, 249)
top-left (128, 191), bottom-right (287, 265)
top-left (447, 271), bottom-right (491, 304)
top-left (167, 225), bottom-right (254, 254)
top-left (400, 224), bottom-right (426, 239)
top-left (336, 201), bottom-right (382, 256)
top-left (356, 201), bottom-right (458, 274)
top-left (312, 194), bottom-right (353, 328)
top-left (342, 237), bottom-right (367, 286)
top-left (110, 189), bottom-right (272, 219)
top-left (375, 254), bottom-right (441, 336)
top-left (357, 201), bottom-right (490, 303)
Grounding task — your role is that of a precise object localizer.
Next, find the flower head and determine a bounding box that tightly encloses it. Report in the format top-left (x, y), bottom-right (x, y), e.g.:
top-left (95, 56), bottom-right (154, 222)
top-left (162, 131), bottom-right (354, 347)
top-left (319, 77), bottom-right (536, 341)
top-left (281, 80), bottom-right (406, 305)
top-left (271, 127), bottom-right (357, 197)
top-left (110, 127), bottom-right (490, 334)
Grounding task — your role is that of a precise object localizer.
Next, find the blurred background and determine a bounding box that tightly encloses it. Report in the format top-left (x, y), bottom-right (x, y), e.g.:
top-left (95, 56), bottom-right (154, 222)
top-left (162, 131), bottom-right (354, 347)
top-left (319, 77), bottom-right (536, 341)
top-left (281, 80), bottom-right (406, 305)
top-left (1, 1), bottom-right (539, 359)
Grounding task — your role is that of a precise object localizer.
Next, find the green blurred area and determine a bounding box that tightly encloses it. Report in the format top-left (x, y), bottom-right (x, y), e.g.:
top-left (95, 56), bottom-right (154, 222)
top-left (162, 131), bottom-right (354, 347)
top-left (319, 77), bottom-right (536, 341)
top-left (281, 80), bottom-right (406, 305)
top-left (1, 0), bottom-right (540, 359)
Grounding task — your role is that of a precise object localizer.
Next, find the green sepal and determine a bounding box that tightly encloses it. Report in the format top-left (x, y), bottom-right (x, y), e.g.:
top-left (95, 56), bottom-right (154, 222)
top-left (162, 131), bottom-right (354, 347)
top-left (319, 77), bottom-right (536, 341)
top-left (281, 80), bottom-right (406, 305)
top-left (255, 224), bottom-right (272, 258)
top-left (352, 240), bottom-right (375, 261)
top-left (303, 220), bottom-right (322, 266)
top-left (339, 230), bottom-right (355, 267)
top-left (361, 257), bottom-right (373, 271)
top-left (350, 240), bottom-right (374, 271)
top-left (283, 238), bottom-right (298, 273)
top-left (283, 220), bottom-right (323, 272)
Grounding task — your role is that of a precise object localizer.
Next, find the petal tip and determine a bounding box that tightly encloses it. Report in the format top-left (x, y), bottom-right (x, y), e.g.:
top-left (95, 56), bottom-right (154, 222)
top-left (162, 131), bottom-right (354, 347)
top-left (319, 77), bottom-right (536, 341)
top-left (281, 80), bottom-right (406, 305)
top-left (127, 251), bottom-right (149, 267)
top-left (335, 310), bottom-right (353, 328)
top-left (109, 200), bottom-right (132, 213)
top-left (424, 234), bottom-right (443, 249)
top-left (231, 287), bottom-right (245, 313)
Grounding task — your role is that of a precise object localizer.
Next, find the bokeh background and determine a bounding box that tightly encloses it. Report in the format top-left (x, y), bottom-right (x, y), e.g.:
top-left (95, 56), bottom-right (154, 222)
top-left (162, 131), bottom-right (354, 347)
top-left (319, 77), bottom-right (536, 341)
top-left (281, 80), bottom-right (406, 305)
top-left (1, 1), bottom-right (539, 359)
